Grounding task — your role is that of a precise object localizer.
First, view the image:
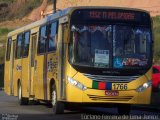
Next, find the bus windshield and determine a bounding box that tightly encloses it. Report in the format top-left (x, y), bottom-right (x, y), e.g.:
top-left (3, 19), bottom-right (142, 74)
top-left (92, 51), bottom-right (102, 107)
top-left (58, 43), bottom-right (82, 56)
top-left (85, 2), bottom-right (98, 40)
top-left (69, 24), bottom-right (151, 69)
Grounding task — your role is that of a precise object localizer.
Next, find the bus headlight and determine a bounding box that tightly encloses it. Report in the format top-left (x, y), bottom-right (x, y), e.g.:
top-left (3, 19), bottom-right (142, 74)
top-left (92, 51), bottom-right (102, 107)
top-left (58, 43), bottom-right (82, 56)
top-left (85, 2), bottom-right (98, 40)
top-left (67, 77), bottom-right (87, 91)
top-left (136, 80), bottom-right (152, 92)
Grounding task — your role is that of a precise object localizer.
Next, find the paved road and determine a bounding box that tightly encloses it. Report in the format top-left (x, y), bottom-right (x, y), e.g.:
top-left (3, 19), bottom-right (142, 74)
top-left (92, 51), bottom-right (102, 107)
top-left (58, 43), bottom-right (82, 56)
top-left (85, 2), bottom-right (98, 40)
top-left (0, 91), bottom-right (160, 120)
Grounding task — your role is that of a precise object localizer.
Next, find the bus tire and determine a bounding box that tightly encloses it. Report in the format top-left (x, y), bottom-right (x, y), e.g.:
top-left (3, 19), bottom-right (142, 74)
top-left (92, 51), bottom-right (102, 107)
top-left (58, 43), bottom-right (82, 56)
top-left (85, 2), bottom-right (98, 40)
top-left (18, 83), bottom-right (28, 105)
top-left (51, 84), bottom-right (64, 114)
top-left (117, 104), bottom-right (131, 115)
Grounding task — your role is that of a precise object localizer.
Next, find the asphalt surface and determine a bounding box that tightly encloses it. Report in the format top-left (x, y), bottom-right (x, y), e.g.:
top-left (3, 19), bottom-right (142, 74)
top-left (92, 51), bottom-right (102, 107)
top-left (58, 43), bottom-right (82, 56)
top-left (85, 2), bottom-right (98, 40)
top-left (0, 91), bottom-right (160, 120)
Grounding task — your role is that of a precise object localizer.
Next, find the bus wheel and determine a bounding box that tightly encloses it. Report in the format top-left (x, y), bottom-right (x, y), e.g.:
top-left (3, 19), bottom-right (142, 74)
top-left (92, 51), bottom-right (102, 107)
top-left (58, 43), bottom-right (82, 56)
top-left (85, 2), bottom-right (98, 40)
top-left (51, 84), bottom-right (64, 114)
top-left (117, 104), bottom-right (131, 115)
top-left (18, 83), bottom-right (28, 105)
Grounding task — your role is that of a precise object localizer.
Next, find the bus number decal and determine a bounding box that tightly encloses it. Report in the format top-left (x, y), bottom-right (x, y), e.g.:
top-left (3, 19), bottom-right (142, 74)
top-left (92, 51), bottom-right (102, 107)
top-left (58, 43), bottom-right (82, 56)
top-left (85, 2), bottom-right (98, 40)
top-left (112, 83), bottom-right (128, 90)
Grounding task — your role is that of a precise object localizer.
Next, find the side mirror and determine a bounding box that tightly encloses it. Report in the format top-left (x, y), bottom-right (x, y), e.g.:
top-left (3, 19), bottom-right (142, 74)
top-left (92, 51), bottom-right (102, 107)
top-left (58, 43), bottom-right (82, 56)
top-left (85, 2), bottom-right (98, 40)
top-left (71, 25), bottom-right (77, 32)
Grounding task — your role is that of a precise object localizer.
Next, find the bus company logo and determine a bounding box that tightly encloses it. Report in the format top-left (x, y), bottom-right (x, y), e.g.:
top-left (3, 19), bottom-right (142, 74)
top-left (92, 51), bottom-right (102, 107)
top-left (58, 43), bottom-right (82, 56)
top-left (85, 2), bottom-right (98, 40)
top-left (2, 114), bottom-right (18, 120)
top-left (48, 59), bottom-right (53, 72)
top-left (16, 65), bottom-right (22, 71)
top-left (47, 58), bottom-right (57, 72)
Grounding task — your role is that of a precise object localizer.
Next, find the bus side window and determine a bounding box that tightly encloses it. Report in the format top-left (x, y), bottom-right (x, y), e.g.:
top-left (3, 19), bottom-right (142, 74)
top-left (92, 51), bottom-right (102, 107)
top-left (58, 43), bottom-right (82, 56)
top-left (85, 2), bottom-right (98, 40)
top-left (48, 22), bottom-right (57, 52)
top-left (23, 31), bottom-right (30, 57)
top-left (6, 38), bottom-right (12, 61)
top-left (15, 34), bottom-right (23, 59)
top-left (38, 25), bottom-right (47, 54)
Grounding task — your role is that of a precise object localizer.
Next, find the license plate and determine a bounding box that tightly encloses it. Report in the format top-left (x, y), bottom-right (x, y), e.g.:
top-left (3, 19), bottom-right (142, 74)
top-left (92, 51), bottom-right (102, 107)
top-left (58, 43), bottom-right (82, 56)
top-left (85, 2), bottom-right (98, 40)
top-left (112, 83), bottom-right (128, 90)
top-left (105, 91), bottom-right (119, 96)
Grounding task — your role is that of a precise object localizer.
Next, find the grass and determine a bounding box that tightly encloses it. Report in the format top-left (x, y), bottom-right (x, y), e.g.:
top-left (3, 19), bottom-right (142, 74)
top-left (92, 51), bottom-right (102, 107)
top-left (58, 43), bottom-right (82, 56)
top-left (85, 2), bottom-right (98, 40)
top-left (0, 28), bottom-right (11, 35)
top-left (0, 28), bottom-right (12, 43)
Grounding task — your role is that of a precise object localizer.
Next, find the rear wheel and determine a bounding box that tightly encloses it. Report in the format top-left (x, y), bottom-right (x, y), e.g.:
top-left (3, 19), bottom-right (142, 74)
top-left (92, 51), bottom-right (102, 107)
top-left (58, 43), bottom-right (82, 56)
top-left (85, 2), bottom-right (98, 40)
top-left (18, 83), bottom-right (28, 105)
top-left (51, 84), bottom-right (64, 114)
top-left (117, 104), bottom-right (131, 115)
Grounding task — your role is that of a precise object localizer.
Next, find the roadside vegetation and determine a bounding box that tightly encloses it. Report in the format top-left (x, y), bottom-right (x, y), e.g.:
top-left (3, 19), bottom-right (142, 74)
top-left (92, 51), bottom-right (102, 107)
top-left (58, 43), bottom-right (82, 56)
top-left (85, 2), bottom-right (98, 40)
top-left (153, 16), bottom-right (160, 63)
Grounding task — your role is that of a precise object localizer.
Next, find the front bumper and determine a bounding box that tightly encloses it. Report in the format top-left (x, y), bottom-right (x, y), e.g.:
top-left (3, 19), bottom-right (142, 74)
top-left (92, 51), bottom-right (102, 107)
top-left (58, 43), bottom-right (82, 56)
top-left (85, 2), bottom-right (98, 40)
top-left (66, 83), bottom-right (151, 104)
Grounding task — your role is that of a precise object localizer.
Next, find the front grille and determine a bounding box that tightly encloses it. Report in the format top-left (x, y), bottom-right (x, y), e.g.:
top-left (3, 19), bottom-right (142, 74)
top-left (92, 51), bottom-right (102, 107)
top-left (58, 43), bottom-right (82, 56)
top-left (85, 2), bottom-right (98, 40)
top-left (83, 73), bottom-right (140, 83)
top-left (87, 94), bottom-right (133, 102)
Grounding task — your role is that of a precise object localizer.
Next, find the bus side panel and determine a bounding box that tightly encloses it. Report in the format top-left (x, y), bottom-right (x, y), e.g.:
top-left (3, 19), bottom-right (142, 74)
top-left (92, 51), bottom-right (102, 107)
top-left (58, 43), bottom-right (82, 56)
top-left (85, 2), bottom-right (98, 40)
top-left (13, 59), bottom-right (22, 96)
top-left (21, 58), bottom-right (29, 97)
top-left (4, 61), bottom-right (11, 95)
top-left (34, 55), bottom-right (45, 99)
top-left (47, 53), bottom-right (57, 100)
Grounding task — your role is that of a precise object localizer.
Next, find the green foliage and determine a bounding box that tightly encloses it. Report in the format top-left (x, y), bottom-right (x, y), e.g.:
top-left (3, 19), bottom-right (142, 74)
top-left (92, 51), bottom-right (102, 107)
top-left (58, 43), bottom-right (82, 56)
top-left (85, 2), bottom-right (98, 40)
top-left (0, 28), bottom-right (12, 35)
top-left (153, 16), bottom-right (160, 63)
top-left (0, 28), bottom-right (12, 44)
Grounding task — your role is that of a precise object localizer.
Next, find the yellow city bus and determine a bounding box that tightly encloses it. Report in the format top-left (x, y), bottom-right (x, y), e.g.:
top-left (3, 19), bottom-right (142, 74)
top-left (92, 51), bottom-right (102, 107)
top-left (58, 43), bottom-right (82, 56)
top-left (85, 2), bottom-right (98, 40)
top-left (4, 6), bottom-right (153, 114)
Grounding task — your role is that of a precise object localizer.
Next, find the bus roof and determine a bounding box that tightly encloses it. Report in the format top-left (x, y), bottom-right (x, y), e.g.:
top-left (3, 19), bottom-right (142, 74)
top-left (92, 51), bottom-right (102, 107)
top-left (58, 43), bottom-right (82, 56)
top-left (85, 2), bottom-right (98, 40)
top-left (8, 6), bottom-right (150, 37)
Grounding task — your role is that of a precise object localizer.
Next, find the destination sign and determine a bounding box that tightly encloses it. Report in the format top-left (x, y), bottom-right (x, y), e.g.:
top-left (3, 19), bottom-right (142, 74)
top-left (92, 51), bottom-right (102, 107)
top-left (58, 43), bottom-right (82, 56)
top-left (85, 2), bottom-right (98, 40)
top-left (89, 11), bottom-right (135, 20)
top-left (71, 9), bottom-right (150, 25)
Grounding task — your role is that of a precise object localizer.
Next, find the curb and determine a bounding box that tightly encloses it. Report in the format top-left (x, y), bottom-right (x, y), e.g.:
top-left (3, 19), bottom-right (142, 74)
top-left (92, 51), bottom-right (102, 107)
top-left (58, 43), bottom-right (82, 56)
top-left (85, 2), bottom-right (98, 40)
top-left (132, 105), bottom-right (160, 113)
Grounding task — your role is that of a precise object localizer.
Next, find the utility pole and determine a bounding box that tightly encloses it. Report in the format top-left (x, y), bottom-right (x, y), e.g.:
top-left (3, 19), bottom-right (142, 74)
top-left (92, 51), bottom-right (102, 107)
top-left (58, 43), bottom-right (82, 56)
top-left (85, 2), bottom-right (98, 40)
top-left (53, 0), bottom-right (57, 13)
